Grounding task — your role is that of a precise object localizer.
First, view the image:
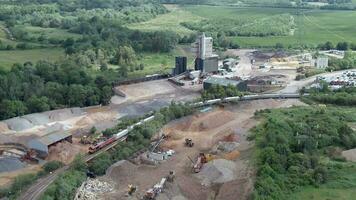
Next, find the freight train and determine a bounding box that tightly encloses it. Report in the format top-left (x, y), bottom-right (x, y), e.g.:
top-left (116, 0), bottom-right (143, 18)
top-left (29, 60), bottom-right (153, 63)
top-left (88, 116), bottom-right (155, 154)
top-left (88, 94), bottom-right (304, 153)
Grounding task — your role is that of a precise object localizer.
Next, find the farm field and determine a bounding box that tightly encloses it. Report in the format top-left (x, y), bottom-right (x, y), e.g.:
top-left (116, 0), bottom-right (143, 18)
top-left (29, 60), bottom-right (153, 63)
top-left (127, 4), bottom-right (203, 35)
top-left (185, 6), bottom-right (356, 47)
top-left (128, 45), bottom-right (194, 78)
top-left (0, 48), bottom-right (64, 70)
top-left (138, 5), bottom-right (356, 48)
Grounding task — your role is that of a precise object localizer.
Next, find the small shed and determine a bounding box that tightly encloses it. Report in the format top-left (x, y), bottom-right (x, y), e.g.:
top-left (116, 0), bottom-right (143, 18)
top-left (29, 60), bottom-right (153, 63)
top-left (28, 131), bottom-right (72, 158)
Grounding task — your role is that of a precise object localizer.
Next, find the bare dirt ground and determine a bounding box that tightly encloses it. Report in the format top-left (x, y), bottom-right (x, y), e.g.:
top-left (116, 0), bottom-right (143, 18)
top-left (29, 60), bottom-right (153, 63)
top-left (46, 139), bottom-right (88, 164)
top-left (100, 99), bottom-right (306, 200)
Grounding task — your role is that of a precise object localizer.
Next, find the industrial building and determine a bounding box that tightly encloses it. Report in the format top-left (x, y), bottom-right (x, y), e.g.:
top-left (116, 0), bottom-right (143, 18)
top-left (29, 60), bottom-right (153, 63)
top-left (315, 56), bottom-right (329, 69)
top-left (172, 56), bottom-right (187, 75)
top-left (28, 131), bottom-right (72, 158)
top-left (192, 33), bottom-right (219, 73)
top-left (203, 76), bottom-right (246, 91)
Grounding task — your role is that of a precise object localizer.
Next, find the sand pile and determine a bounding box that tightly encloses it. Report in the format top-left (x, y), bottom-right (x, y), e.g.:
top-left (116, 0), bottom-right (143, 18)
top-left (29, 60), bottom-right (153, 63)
top-left (76, 112), bottom-right (115, 127)
top-left (106, 160), bottom-right (138, 183)
top-left (195, 159), bottom-right (237, 186)
top-left (0, 122), bottom-right (10, 132)
top-left (342, 148), bottom-right (356, 162)
top-left (47, 141), bottom-right (82, 164)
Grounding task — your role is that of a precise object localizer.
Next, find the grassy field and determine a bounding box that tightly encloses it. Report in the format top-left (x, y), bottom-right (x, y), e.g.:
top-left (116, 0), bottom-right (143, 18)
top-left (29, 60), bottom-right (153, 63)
top-left (128, 45), bottom-right (195, 77)
top-left (289, 162), bottom-right (356, 200)
top-left (184, 6), bottom-right (356, 47)
top-left (127, 4), bottom-right (203, 35)
top-left (0, 48), bottom-right (64, 70)
top-left (13, 25), bottom-right (82, 40)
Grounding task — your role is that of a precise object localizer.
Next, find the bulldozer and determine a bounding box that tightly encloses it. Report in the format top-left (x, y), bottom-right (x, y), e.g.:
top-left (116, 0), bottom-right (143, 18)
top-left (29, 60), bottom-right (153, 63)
top-left (185, 138), bottom-right (194, 147)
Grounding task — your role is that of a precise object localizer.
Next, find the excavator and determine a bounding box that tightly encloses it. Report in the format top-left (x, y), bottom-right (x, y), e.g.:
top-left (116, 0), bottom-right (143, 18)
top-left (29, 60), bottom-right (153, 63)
top-left (188, 153), bottom-right (208, 173)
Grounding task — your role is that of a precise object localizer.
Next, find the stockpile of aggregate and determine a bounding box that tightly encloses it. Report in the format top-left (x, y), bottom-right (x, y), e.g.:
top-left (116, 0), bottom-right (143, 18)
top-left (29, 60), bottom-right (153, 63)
top-left (23, 113), bottom-right (50, 126)
top-left (4, 117), bottom-right (33, 131)
top-left (74, 178), bottom-right (114, 200)
top-left (195, 159), bottom-right (237, 186)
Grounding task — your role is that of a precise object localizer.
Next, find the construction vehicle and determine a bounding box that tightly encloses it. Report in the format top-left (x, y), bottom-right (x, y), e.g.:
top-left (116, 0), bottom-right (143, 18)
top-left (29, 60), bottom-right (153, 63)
top-left (185, 138), bottom-right (194, 147)
top-left (143, 178), bottom-right (167, 200)
top-left (167, 171), bottom-right (175, 182)
top-left (188, 153), bottom-right (207, 173)
top-left (128, 184), bottom-right (137, 196)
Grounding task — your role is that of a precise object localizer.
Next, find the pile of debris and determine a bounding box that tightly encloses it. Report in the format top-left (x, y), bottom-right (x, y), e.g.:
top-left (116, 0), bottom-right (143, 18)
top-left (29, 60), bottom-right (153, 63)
top-left (74, 178), bottom-right (114, 200)
top-left (195, 159), bottom-right (237, 187)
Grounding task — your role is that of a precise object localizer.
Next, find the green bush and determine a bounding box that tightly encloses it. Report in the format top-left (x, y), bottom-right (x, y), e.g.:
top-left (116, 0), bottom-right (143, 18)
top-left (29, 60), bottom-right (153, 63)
top-left (43, 161), bottom-right (64, 173)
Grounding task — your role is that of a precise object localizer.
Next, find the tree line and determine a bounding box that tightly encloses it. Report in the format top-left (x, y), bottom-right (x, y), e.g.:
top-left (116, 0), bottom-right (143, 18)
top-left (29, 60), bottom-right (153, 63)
top-left (0, 59), bottom-right (114, 120)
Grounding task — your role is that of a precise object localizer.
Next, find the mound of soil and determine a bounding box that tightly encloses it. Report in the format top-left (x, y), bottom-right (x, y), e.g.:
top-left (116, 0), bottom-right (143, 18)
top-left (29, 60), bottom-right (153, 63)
top-left (47, 141), bottom-right (83, 164)
top-left (196, 159), bottom-right (237, 186)
top-left (0, 122), bottom-right (10, 132)
top-left (106, 160), bottom-right (138, 184)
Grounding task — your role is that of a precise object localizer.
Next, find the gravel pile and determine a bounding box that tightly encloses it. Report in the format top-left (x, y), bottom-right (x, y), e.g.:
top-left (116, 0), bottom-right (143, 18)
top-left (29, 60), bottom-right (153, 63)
top-left (106, 160), bottom-right (138, 183)
top-left (216, 141), bottom-right (239, 152)
top-left (195, 159), bottom-right (237, 186)
top-left (75, 179), bottom-right (113, 200)
top-left (23, 113), bottom-right (50, 126)
top-left (4, 117), bottom-right (33, 131)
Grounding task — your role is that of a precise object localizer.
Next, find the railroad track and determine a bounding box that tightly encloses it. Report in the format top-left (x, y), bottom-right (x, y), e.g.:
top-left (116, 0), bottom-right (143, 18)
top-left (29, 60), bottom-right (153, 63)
top-left (18, 138), bottom-right (125, 200)
top-left (17, 92), bottom-right (305, 200)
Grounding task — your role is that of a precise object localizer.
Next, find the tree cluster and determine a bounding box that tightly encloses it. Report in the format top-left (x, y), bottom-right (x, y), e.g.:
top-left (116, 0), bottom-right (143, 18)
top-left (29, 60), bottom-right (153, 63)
top-left (252, 106), bottom-right (356, 199)
top-left (308, 85), bottom-right (356, 106)
top-left (318, 41), bottom-right (356, 51)
top-left (201, 84), bottom-right (242, 101)
top-left (0, 60), bottom-right (113, 120)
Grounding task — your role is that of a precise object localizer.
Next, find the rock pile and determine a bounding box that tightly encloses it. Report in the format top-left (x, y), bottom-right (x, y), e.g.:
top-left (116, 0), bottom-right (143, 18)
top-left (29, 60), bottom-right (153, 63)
top-left (74, 178), bottom-right (114, 200)
top-left (195, 159), bottom-right (237, 187)
top-left (217, 141), bottom-right (239, 152)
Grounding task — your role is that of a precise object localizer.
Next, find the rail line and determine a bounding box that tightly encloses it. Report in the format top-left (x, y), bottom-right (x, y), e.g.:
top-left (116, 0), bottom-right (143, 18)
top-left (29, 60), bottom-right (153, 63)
top-left (18, 92), bottom-right (306, 200)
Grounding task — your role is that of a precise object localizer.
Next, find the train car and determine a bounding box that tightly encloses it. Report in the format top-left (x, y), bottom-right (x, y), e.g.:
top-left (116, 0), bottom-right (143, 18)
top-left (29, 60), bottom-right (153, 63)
top-left (88, 137), bottom-right (117, 154)
top-left (115, 129), bottom-right (129, 140)
top-left (206, 99), bottom-right (221, 105)
top-left (240, 94), bottom-right (259, 101)
top-left (143, 116), bottom-right (155, 122)
top-left (224, 96), bottom-right (240, 102)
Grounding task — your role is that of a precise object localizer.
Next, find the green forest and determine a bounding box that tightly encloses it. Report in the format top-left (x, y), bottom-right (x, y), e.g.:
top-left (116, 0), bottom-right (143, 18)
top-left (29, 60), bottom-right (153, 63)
top-left (251, 105), bottom-right (356, 199)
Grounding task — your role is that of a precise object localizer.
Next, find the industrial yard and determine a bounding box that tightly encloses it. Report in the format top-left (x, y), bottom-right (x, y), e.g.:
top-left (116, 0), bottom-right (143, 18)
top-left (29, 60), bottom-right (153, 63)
top-left (0, 43), bottom-right (346, 188)
top-left (74, 99), bottom-right (305, 200)
top-left (0, 31), bottom-right (354, 200)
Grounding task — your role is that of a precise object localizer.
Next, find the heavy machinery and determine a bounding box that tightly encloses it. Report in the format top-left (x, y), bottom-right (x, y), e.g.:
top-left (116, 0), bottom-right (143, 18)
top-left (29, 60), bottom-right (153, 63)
top-left (88, 137), bottom-right (117, 154)
top-left (185, 138), bottom-right (194, 147)
top-left (143, 178), bottom-right (167, 200)
top-left (128, 184), bottom-right (137, 196)
top-left (188, 153), bottom-right (207, 173)
top-left (166, 171), bottom-right (175, 183)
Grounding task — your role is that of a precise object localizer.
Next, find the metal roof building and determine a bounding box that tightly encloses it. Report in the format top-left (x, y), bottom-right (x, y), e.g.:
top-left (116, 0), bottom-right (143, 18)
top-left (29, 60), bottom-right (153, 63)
top-left (28, 131), bottom-right (72, 158)
top-left (203, 76), bottom-right (247, 91)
